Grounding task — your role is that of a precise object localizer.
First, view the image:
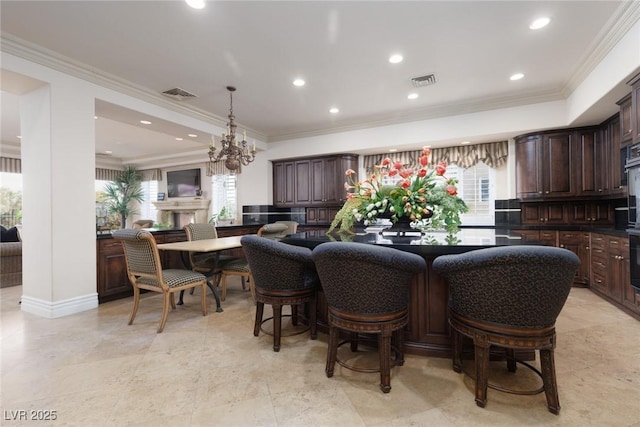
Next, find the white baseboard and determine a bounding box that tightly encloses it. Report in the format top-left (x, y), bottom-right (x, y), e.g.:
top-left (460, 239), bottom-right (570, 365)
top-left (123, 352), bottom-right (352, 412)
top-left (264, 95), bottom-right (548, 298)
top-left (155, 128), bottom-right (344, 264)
top-left (20, 293), bottom-right (99, 318)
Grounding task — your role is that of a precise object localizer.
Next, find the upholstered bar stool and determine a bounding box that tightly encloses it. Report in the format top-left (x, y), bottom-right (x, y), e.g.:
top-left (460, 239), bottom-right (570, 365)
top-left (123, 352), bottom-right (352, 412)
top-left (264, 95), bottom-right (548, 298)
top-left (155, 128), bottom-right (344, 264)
top-left (240, 235), bottom-right (319, 352)
top-left (312, 242), bottom-right (426, 393)
top-left (432, 245), bottom-right (579, 414)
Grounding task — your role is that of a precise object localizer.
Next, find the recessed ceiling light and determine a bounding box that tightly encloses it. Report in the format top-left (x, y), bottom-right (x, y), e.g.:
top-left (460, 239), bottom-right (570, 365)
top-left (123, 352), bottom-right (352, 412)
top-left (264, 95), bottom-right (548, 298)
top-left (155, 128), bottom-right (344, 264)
top-left (408, 93), bottom-right (419, 100)
top-left (461, 141), bottom-right (471, 145)
top-left (140, 120), bottom-right (152, 125)
top-left (188, 133), bottom-right (198, 138)
top-left (94, 116), bottom-right (98, 120)
top-left (389, 148), bottom-right (398, 152)
top-left (105, 150), bottom-right (112, 154)
top-left (185, 0), bottom-right (205, 9)
top-left (530, 17), bottom-right (550, 30)
top-left (175, 137), bottom-right (183, 141)
top-left (510, 73), bottom-right (525, 81)
top-left (17, 135), bottom-right (21, 139)
top-left (293, 79), bottom-right (305, 87)
top-left (389, 54), bottom-right (403, 64)
top-left (329, 107), bottom-right (339, 114)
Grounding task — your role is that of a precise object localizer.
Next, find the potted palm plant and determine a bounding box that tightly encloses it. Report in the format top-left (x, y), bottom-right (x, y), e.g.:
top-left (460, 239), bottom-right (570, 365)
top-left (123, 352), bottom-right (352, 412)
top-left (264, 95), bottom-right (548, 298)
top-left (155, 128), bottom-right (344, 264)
top-left (103, 165), bottom-right (144, 229)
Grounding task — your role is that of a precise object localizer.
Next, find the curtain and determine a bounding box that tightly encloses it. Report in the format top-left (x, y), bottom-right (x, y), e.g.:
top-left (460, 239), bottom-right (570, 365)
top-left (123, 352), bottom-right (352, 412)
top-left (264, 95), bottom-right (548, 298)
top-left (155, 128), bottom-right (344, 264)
top-left (140, 168), bottom-right (162, 181)
top-left (364, 141), bottom-right (508, 172)
top-left (0, 157), bottom-right (21, 173)
top-left (95, 168), bottom-right (122, 181)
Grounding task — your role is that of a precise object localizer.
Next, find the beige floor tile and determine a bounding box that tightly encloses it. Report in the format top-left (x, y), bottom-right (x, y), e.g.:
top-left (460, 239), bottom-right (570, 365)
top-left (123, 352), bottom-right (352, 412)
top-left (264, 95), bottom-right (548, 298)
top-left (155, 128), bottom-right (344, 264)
top-left (1, 284), bottom-right (639, 426)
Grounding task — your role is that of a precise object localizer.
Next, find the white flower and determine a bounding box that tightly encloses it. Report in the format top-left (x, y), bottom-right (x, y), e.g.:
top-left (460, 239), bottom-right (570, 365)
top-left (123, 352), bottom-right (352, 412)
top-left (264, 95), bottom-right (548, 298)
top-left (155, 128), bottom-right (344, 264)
top-left (366, 203), bottom-right (375, 211)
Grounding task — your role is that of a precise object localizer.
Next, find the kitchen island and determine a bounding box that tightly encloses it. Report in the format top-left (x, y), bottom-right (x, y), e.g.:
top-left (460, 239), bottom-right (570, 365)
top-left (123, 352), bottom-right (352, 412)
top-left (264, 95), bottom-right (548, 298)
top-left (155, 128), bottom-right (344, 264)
top-left (282, 227), bottom-right (535, 358)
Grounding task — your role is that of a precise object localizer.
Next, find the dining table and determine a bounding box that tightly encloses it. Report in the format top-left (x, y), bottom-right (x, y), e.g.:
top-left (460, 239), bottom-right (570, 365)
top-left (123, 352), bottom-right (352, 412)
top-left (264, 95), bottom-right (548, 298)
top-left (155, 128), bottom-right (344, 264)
top-left (156, 235), bottom-right (248, 312)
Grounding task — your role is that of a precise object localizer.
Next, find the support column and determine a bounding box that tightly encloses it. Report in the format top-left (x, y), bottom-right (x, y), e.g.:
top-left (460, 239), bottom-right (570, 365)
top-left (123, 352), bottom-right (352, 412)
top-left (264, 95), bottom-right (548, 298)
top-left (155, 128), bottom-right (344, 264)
top-left (19, 82), bottom-right (98, 317)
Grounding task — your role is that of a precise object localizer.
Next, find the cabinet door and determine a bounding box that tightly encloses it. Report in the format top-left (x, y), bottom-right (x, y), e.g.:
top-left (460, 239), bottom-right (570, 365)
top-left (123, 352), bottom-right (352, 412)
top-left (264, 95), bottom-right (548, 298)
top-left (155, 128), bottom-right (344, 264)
top-left (632, 77), bottom-right (640, 143)
top-left (608, 115), bottom-right (626, 194)
top-left (542, 132), bottom-right (574, 197)
top-left (273, 161), bottom-right (295, 206)
top-left (577, 128), bottom-right (608, 195)
top-left (515, 136), bottom-right (542, 199)
top-left (558, 231), bottom-right (589, 285)
top-left (620, 241), bottom-right (639, 312)
top-left (310, 158), bottom-right (340, 205)
top-left (543, 204), bottom-right (568, 225)
top-left (619, 94), bottom-right (633, 144)
top-left (97, 239), bottom-right (132, 303)
top-left (294, 160), bottom-right (312, 204)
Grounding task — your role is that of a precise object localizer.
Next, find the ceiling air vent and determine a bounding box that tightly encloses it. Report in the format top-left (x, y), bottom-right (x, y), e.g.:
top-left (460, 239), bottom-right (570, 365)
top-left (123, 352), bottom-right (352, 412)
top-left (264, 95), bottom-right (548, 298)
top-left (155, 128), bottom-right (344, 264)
top-left (410, 74), bottom-right (436, 88)
top-left (161, 87), bottom-right (198, 101)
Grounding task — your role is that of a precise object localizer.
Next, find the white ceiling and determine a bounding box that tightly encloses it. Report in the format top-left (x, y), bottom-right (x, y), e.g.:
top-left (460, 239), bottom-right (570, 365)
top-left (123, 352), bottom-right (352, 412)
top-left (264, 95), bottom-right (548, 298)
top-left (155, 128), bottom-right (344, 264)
top-left (1, 0), bottom-right (638, 163)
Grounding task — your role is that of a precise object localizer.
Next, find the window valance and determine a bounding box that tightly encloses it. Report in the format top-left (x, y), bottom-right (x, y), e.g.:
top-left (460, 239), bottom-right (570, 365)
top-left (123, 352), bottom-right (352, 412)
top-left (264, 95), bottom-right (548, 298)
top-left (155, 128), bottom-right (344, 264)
top-left (364, 141), bottom-right (508, 173)
top-left (206, 161), bottom-right (239, 176)
top-left (0, 157), bottom-right (21, 173)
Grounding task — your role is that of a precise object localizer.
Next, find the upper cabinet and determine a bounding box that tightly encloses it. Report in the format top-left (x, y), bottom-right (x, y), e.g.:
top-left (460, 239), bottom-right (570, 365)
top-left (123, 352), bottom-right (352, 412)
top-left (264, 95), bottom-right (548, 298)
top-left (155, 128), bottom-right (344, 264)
top-left (631, 73), bottom-right (640, 144)
top-left (618, 94), bottom-right (633, 145)
top-left (515, 131), bottom-right (575, 199)
top-left (273, 154), bottom-right (358, 208)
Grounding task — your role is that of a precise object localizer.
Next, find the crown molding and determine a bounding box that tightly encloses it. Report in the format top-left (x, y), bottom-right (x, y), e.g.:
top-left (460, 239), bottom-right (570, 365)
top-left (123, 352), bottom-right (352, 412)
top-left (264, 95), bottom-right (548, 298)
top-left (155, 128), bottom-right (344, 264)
top-left (0, 34), bottom-right (267, 141)
top-left (564, 1), bottom-right (640, 96)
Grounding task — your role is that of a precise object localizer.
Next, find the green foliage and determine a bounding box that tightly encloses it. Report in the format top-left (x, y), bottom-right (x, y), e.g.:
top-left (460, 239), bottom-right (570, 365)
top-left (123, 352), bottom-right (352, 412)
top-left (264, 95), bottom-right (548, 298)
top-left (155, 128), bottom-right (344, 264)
top-left (102, 165), bottom-right (144, 228)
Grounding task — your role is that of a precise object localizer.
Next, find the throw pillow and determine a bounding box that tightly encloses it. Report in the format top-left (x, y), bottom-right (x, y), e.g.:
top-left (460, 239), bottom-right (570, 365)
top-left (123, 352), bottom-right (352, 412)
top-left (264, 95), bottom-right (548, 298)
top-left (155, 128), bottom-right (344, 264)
top-left (0, 226), bottom-right (19, 242)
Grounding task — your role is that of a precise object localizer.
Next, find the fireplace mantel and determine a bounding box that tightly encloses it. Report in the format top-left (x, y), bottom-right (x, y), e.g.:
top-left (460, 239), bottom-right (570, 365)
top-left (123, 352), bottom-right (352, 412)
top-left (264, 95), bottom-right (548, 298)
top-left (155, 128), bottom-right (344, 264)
top-left (153, 199), bottom-right (211, 225)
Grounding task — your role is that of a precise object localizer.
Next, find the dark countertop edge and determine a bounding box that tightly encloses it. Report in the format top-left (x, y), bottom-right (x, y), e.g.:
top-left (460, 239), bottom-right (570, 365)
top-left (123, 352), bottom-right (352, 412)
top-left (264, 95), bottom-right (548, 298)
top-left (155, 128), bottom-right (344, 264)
top-left (509, 225), bottom-right (628, 237)
top-left (97, 224), bottom-right (631, 240)
top-left (96, 224), bottom-right (257, 239)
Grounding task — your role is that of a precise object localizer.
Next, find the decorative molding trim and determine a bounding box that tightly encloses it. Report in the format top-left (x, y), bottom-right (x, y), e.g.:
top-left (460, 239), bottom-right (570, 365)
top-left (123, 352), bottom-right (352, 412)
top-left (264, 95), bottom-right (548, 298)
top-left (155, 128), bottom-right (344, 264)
top-left (564, 1), bottom-right (640, 96)
top-left (20, 293), bottom-right (98, 318)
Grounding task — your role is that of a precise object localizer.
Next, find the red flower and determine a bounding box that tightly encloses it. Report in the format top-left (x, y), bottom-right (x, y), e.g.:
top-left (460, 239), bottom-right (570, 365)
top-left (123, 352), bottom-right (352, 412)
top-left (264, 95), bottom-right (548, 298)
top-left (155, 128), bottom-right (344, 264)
top-left (420, 155), bottom-right (428, 166)
top-left (446, 185), bottom-right (457, 196)
top-left (388, 169), bottom-right (398, 177)
top-left (435, 161), bottom-right (447, 176)
top-left (417, 168), bottom-right (427, 177)
top-left (394, 161), bottom-right (403, 170)
top-left (399, 169), bottom-right (413, 179)
top-left (401, 180), bottom-right (411, 189)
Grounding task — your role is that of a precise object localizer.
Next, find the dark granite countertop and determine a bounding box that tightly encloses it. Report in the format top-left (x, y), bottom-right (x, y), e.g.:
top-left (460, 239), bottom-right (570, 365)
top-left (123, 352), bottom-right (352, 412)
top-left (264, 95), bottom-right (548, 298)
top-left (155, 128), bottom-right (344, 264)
top-left (281, 228), bottom-right (534, 256)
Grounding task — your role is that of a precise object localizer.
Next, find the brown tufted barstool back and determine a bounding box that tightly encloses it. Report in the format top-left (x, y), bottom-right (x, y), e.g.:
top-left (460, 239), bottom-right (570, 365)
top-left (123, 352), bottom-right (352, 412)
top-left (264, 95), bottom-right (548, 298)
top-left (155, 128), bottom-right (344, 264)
top-left (433, 245), bottom-right (580, 414)
top-left (241, 235), bottom-right (319, 352)
top-left (312, 242), bottom-right (426, 393)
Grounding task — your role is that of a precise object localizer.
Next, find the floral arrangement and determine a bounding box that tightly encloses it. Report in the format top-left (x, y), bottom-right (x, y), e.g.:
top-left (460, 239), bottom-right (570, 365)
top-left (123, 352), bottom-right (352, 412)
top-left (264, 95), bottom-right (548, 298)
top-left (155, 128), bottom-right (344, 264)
top-left (328, 147), bottom-right (468, 234)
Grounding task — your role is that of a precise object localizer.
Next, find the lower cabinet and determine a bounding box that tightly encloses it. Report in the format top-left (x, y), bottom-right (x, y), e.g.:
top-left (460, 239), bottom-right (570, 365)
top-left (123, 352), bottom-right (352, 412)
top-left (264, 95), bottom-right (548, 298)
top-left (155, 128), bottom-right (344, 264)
top-left (590, 233), bottom-right (640, 319)
top-left (97, 238), bottom-right (131, 303)
top-left (558, 231), bottom-right (590, 286)
top-left (515, 229), bottom-right (639, 318)
top-left (96, 227), bottom-right (260, 303)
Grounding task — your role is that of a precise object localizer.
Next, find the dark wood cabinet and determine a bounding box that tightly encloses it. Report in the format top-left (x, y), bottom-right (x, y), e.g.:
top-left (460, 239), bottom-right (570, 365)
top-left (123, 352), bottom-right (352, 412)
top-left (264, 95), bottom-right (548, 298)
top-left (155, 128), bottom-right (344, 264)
top-left (618, 94), bottom-right (633, 144)
top-left (273, 161), bottom-right (295, 206)
top-left (558, 231), bottom-right (590, 286)
top-left (576, 127), bottom-right (608, 195)
top-left (273, 154), bottom-right (358, 208)
top-left (306, 207), bottom-right (340, 225)
top-left (97, 238), bottom-right (131, 303)
top-left (589, 233), bottom-right (640, 318)
top-left (521, 203), bottom-right (568, 225)
top-left (606, 114), bottom-right (626, 195)
top-left (569, 202), bottom-right (613, 226)
top-left (515, 131), bottom-right (574, 199)
top-left (631, 73), bottom-right (640, 143)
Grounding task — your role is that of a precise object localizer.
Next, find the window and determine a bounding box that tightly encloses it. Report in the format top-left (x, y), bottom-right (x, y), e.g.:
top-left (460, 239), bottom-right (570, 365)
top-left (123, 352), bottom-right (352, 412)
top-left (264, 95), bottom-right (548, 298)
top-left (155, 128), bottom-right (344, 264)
top-left (140, 180), bottom-right (158, 221)
top-left (446, 162), bottom-right (495, 226)
top-left (210, 174), bottom-right (237, 220)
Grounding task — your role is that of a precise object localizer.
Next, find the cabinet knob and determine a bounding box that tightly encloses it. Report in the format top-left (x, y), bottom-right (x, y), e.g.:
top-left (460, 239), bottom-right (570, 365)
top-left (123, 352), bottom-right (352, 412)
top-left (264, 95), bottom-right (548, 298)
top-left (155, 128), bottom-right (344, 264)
top-left (538, 191), bottom-right (543, 194)
top-left (586, 246), bottom-right (590, 250)
top-left (545, 191), bottom-right (549, 194)
top-left (560, 244), bottom-right (565, 248)
top-left (598, 189), bottom-right (603, 192)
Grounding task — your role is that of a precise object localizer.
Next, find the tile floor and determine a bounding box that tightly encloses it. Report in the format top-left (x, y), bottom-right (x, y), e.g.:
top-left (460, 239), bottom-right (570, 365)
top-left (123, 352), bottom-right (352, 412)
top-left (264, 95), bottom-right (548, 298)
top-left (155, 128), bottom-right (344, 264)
top-left (1, 282), bottom-right (639, 427)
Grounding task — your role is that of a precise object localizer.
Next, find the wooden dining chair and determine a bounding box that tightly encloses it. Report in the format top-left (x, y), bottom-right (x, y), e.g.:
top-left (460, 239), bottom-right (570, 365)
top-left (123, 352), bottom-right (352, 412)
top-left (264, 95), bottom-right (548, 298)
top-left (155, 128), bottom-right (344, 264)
top-left (112, 229), bottom-right (207, 333)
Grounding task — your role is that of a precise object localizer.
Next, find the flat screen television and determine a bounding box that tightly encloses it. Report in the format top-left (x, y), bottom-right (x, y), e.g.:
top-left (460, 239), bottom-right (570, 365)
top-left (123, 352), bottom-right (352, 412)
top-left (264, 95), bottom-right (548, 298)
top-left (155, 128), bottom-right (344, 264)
top-left (167, 168), bottom-right (201, 197)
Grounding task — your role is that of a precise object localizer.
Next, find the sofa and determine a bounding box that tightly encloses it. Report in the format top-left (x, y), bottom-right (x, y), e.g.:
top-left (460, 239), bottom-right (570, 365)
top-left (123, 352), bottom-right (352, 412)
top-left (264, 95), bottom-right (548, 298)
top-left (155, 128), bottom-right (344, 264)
top-left (1, 226), bottom-right (22, 288)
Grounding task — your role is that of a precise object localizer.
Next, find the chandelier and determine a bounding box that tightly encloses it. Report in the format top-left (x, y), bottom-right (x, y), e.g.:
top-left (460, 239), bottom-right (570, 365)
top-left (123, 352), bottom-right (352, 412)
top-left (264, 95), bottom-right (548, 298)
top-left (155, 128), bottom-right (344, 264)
top-left (208, 86), bottom-right (256, 171)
